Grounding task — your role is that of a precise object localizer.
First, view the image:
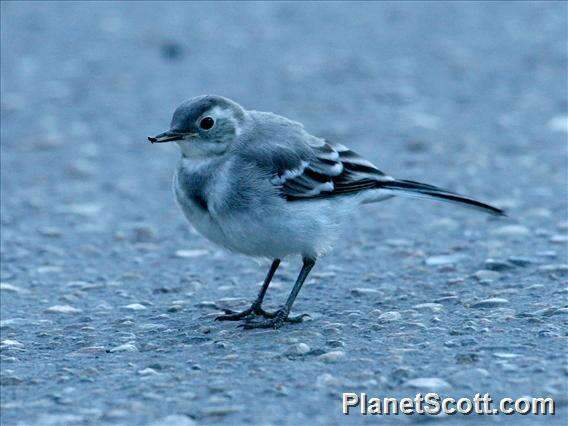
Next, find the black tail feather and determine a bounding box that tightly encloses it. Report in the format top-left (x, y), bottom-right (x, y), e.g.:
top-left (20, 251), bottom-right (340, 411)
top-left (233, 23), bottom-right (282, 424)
top-left (379, 179), bottom-right (505, 216)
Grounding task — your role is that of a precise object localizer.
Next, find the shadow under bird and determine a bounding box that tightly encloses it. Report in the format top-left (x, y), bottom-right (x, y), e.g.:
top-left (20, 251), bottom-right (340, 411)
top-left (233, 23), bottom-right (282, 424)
top-left (149, 95), bottom-right (504, 329)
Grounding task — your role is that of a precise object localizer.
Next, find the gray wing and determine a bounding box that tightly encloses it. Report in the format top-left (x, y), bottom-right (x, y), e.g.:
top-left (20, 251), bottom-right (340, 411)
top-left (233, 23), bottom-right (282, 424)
top-left (270, 140), bottom-right (393, 201)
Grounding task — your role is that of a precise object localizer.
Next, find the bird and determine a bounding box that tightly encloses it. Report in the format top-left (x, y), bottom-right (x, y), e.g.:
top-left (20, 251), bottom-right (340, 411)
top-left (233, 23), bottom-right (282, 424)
top-left (148, 95), bottom-right (504, 329)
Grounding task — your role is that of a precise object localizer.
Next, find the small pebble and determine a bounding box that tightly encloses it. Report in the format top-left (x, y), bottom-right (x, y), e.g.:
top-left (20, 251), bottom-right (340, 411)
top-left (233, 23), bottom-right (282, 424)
top-left (201, 406), bottom-right (243, 417)
top-left (413, 303), bottom-right (443, 312)
top-left (537, 251), bottom-right (556, 258)
top-left (377, 311), bottom-right (402, 322)
top-left (507, 256), bottom-right (536, 267)
top-left (61, 203), bottom-right (102, 216)
top-left (1, 375), bottom-right (24, 386)
top-left (548, 115), bottom-right (568, 132)
top-left (425, 254), bottom-right (466, 266)
top-left (70, 346), bottom-right (107, 356)
top-left (470, 298), bottom-right (509, 308)
top-left (0, 283), bottom-right (29, 294)
top-left (350, 288), bottom-right (380, 297)
top-left (311, 271), bottom-right (337, 279)
top-left (549, 234), bottom-right (568, 244)
top-left (174, 249), bottom-right (209, 258)
top-left (552, 307), bottom-right (568, 316)
top-left (491, 225), bottom-right (530, 237)
top-left (123, 303), bottom-right (147, 311)
top-left (109, 343), bottom-right (138, 353)
top-left (538, 264), bottom-right (568, 273)
top-left (493, 352), bottom-right (521, 359)
top-left (318, 351), bottom-right (345, 363)
top-left (528, 307), bottom-right (557, 317)
top-left (434, 296), bottom-right (459, 304)
top-left (0, 318), bottom-right (35, 328)
top-left (36, 266), bottom-right (63, 275)
top-left (196, 301), bottom-right (218, 309)
top-left (44, 305), bottom-right (82, 314)
top-left (484, 259), bottom-right (514, 271)
top-left (0, 339), bottom-right (24, 349)
top-left (525, 284), bottom-right (545, 292)
top-left (384, 238), bottom-right (413, 247)
top-left (285, 343), bottom-right (311, 356)
top-left (403, 377), bottom-right (452, 390)
top-left (316, 373), bottom-right (343, 387)
top-left (138, 368), bottom-right (160, 376)
top-left (326, 340), bottom-right (345, 348)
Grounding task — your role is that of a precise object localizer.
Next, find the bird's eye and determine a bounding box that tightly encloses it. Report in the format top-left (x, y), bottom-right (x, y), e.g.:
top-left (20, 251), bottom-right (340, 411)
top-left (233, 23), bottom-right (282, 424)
top-left (199, 116), bottom-right (215, 130)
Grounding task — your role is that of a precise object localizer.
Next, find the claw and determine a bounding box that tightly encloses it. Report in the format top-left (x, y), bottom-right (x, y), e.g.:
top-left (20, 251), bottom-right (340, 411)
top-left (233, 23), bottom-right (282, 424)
top-left (215, 308), bottom-right (253, 321)
top-left (240, 310), bottom-right (310, 329)
top-left (215, 306), bottom-right (277, 321)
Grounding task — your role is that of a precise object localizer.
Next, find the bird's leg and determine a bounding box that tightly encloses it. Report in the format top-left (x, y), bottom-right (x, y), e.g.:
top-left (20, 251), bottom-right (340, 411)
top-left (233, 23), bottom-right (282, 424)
top-left (215, 259), bottom-right (281, 321)
top-left (242, 257), bottom-right (315, 329)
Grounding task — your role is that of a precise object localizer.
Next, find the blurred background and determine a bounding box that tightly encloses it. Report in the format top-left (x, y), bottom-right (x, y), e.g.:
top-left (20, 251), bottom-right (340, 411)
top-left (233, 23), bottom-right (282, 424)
top-left (1, 2), bottom-right (567, 425)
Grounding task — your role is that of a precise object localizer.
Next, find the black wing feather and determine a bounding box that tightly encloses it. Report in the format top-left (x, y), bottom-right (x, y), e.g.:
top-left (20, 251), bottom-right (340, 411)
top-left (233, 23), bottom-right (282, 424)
top-left (277, 141), bottom-right (388, 201)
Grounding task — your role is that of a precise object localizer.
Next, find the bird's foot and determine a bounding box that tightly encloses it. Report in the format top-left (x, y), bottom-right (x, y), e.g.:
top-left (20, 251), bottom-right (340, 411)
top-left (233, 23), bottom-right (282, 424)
top-left (240, 308), bottom-right (309, 329)
top-left (215, 304), bottom-right (275, 321)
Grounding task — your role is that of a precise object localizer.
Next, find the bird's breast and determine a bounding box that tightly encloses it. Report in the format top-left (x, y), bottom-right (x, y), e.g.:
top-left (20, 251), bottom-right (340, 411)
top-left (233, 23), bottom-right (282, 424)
top-left (173, 164), bottom-right (232, 249)
top-left (173, 167), bottom-right (210, 215)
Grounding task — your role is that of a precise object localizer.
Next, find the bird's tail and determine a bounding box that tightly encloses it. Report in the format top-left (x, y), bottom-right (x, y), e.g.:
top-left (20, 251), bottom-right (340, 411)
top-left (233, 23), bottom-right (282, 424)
top-left (378, 179), bottom-right (505, 216)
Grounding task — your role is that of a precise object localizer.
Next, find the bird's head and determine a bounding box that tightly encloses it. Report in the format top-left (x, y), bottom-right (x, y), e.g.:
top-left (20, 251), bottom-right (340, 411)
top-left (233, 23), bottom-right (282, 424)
top-left (148, 95), bottom-right (246, 158)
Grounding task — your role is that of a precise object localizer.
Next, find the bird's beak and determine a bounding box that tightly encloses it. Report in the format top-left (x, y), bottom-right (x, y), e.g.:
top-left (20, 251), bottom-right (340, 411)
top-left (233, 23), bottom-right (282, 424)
top-left (148, 131), bottom-right (195, 143)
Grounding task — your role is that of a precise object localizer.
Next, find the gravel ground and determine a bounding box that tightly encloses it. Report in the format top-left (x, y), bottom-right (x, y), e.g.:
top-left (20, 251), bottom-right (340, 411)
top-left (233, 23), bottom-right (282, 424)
top-left (1, 2), bottom-right (567, 425)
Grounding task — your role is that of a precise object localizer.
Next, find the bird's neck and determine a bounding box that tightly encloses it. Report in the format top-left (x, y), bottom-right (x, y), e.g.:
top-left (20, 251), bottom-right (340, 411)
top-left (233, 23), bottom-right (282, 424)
top-left (177, 154), bottom-right (222, 178)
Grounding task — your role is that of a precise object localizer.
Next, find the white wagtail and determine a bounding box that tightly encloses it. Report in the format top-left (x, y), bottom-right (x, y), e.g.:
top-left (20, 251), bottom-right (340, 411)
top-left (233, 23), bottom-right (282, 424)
top-left (148, 95), bottom-right (504, 329)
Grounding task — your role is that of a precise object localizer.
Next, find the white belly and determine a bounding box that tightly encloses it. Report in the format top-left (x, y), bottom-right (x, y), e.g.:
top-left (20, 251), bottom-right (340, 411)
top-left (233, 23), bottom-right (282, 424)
top-left (173, 163), bottom-right (355, 259)
top-left (213, 197), bottom-right (348, 259)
